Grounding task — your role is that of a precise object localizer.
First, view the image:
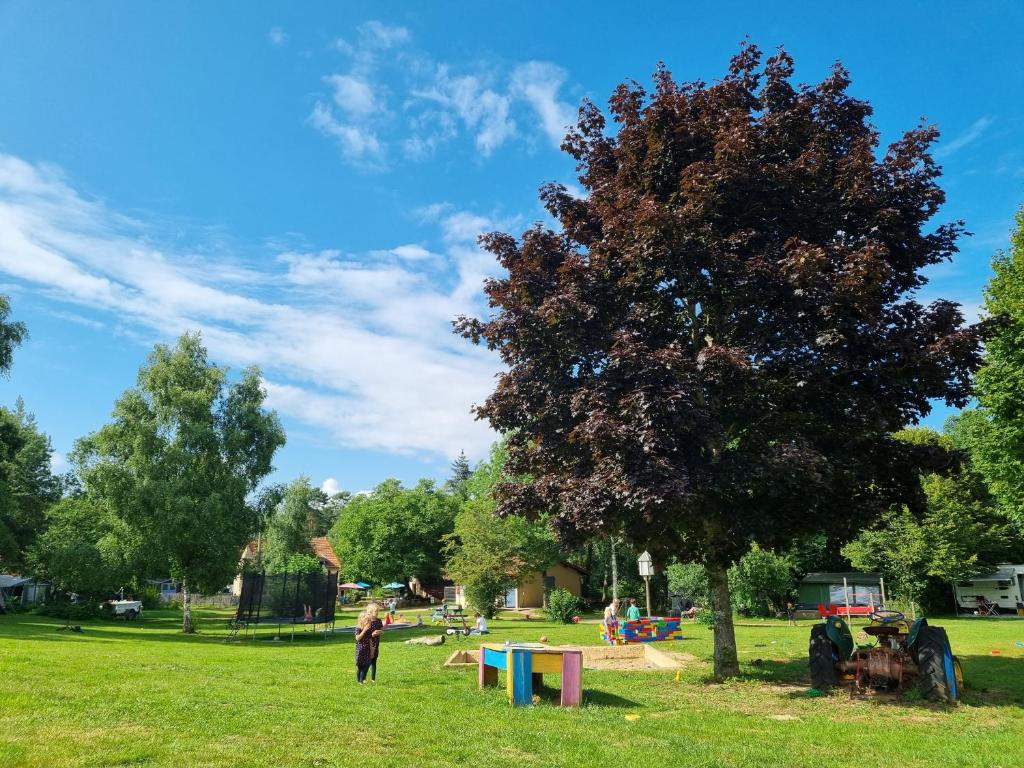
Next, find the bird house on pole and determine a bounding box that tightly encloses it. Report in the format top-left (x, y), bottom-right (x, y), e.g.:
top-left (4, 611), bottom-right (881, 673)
top-left (638, 551), bottom-right (654, 617)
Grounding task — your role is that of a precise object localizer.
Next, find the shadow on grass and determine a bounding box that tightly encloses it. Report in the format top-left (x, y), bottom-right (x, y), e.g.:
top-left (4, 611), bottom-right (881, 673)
top-left (2, 611), bottom-right (461, 649)
top-left (577, 689), bottom-right (640, 708)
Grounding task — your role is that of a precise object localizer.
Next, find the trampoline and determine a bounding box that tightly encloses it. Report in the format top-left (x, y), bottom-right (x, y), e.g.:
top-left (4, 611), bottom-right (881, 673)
top-left (232, 569), bottom-right (337, 641)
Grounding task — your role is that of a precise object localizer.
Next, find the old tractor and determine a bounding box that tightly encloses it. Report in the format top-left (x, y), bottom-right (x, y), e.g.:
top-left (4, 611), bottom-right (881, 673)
top-left (809, 610), bottom-right (963, 702)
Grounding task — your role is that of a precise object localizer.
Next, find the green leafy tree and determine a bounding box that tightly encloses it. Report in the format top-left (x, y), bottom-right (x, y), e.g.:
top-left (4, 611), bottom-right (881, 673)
top-left (666, 562), bottom-right (709, 607)
top-left (0, 295), bottom-right (27, 376)
top-left (845, 426), bottom-right (1021, 613)
top-left (456, 46), bottom-right (981, 678)
top-left (0, 400), bottom-right (61, 571)
top-left (329, 478), bottom-right (458, 586)
top-left (950, 208), bottom-right (1024, 528)
top-left (445, 450), bottom-right (472, 498)
top-left (76, 333), bottom-right (285, 632)
top-left (262, 476), bottom-right (321, 572)
top-left (443, 443), bottom-right (560, 618)
top-left (28, 497), bottom-right (143, 600)
top-left (727, 544), bottom-right (795, 617)
top-left (843, 508), bottom-right (931, 613)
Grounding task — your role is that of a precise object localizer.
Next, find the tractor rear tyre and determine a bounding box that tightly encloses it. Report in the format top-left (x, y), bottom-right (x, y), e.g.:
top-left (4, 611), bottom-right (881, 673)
top-left (809, 624), bottom-right (838, 691)
top-left (917, 625), bottom-right (960, 703)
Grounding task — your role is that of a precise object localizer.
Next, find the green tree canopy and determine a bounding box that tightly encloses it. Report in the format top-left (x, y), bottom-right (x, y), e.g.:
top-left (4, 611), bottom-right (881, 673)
top-left (444, 450), bottom-right (472, 499)
top-left (329, 478), bottom-right (458, 586)
top-left (443, 442), bottom-right (560, 617)
top-left (28, 497), bottom-right (144, 600)
top-left (0, 295), bottom-right (27, 376)
top-left (76, 333), bottom-right (285, 632)
top-left (262, 476), bottom-right (323, 573)
top-left (0, 400), bottom-right (61, 572)
top-left (949, 208), bottom-right (1024, 528)
top-left (728, 544), bottom-right (795, 617)
top-left (843, 426), bottom-right (1020, 612)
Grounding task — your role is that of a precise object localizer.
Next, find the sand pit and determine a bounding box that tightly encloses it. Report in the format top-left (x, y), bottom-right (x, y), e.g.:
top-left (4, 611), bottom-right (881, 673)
top-left (444, 644), bottom-right (692, 671)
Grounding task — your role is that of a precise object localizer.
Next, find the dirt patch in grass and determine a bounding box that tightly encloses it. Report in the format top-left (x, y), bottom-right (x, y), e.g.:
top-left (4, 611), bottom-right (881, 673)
top-left (445, 643), bottom-right (693, 671)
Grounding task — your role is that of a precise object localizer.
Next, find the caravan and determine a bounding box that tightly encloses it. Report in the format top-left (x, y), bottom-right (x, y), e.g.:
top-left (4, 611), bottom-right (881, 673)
top-left (953, 564), bottom-right (1024, 614)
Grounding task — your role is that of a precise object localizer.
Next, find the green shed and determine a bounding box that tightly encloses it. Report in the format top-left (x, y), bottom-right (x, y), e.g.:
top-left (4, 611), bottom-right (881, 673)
top-left (797, 572), bottom-right (882, 608)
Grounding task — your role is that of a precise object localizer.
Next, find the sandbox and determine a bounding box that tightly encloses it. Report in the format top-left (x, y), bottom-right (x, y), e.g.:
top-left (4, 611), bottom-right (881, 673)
top-left (445, 643), bottom-right (689, 671)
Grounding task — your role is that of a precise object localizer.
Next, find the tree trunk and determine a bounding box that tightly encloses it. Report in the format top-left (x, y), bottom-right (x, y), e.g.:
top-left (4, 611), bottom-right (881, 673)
top-left (707, 557), bottom-right (740, 680)
top-left (610, 536), bottom-right (619, 601)
top-left (181, 581), bottom-right (194, 634)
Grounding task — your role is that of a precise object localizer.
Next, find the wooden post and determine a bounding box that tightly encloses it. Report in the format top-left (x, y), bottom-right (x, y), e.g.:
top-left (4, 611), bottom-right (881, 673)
top-left (880, 577), bottom-right (887, 609)
top-left (644, 575), bottom-right (652, 618)
top-left (843, 576), bottom-right (851, 622)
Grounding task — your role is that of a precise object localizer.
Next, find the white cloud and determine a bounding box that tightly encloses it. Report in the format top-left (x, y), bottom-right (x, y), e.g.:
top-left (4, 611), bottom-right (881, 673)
top-left (321, 477), bottom-right (341, 495)
top-left (0, 153), bottom-right (501, 460)
top-left (510, 62), bottom-right (576, 148)
top-left (935, 116), bottom-right (995, 159)
top-left (441, 211), bottom-right (491, 243)
top-left (268, 27), bottom-right (289, 47)
top-left (389, 244), bottom-right (435, 261)
top-left (50, 452), bottom-right (66, 472)
top-left (309, 102), bottom-right (385, 167)
top-left (411, 66), bottom-right (516, 156)
top-left (309, 21), bottom-right (575, 167)
top-left (326, 74), bottom-right (380, 117)
top-left (359, 20), bottom-right (410, 49)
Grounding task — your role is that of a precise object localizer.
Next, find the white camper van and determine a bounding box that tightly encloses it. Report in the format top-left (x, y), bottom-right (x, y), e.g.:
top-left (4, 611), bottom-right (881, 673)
top-left (953, 564), bottom-right (1024, 614)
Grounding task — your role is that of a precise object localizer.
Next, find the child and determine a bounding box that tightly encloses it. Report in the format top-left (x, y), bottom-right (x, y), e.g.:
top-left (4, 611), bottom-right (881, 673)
top-left (354, 604), bottom-right (384, 683)
top-left (469, 611), bottom-right (488, 635)
top-left (626, 598), bottom-right (642, 621)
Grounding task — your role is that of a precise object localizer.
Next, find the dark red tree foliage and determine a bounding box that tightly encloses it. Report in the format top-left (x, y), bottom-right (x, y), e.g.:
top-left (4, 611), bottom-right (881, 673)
top-left (456, 44), bottom-right (981, 677)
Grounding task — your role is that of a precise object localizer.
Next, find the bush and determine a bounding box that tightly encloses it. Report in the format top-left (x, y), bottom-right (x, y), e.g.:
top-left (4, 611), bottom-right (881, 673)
top-left (463, 579), bottom-right (504, 619)
top-left (544, 588), bottom-right (582, 624)
top-left (728, 543), bottom-right (795, 617)
top-left (666, 562), bottom-right (709, 607)
top-left (695, 606), bottom-right (714, 628)
top-left (137, 585), bottom-right (162, 611)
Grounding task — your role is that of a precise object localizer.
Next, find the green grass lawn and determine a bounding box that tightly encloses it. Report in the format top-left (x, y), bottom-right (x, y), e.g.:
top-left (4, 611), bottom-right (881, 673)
top-left (2, 608), bottom-right (1023, 768)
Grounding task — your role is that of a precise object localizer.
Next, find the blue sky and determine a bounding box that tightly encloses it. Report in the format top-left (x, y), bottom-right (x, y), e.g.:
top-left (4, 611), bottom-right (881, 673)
top-left (0, 2), bottom-right (1021, 494)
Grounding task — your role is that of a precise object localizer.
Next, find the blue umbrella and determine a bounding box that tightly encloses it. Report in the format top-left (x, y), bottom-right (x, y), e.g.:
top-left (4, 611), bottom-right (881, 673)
top-left (383, 582), bottom-right (405, 590)
top-left (355, 581), bottom-right (371, 589)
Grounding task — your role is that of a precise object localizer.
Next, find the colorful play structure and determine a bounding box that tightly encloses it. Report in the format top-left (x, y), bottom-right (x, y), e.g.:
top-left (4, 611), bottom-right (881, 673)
top-left (478, 644), bottom-right (583, 707)
top-left (601, 616), bottom-right (683, 645)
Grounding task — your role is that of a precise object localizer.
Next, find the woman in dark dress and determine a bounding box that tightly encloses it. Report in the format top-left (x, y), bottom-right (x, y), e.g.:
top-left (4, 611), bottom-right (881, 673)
top-left (355, 603), bottom-right (384, 683)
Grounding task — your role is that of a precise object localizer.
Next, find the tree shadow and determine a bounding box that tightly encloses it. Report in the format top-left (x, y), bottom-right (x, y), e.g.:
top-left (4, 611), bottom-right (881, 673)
top-left (578, 688), bottom-right (641, 708)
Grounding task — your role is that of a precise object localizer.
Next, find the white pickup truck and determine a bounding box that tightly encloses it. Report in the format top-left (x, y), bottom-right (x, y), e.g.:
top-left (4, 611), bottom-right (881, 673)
top-left (103, 599), bottom-right (143, 620)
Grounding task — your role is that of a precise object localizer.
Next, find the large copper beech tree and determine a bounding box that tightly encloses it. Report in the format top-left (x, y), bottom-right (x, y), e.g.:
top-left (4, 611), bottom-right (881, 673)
top-left (456, 45), bottom-right (982, 679)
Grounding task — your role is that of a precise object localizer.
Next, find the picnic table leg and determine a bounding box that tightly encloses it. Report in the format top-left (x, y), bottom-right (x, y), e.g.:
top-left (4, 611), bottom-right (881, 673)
top-left (479, 647), bottom-right (498, 687)
top-left (508, 649), bottom-right (533, 706)
top-left (560, 651), bottom-right (583, 707)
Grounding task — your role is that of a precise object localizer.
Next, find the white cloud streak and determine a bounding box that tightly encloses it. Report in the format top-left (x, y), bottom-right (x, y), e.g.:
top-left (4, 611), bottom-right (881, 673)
top-left (935, 115), bottom-right (995, 159)
top-left (0, 153), bottom-right (502, 460)
top-left (310, 20), bottom-right (577, 167)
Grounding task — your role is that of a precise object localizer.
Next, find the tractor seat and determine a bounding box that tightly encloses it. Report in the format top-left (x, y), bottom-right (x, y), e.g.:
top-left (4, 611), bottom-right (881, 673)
top-left (863, 624), bottom-right (907, 637)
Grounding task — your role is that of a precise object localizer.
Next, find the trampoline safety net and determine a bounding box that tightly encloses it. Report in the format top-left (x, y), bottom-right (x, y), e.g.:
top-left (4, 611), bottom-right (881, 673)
top-left (236, 569), bottom-right (338, 624)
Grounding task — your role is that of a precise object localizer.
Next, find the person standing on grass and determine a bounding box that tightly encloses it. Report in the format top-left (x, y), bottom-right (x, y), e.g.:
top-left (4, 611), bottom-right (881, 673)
top-left (355, 603), bottom-right (384, 683)
top-left (626, 598), bottom-right (642, 622)
top-left (786, 601), bottom-right (797, 627)
top-left (603, 598), bottom-right (620, 644)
